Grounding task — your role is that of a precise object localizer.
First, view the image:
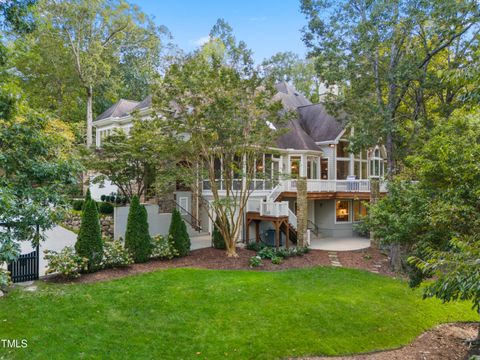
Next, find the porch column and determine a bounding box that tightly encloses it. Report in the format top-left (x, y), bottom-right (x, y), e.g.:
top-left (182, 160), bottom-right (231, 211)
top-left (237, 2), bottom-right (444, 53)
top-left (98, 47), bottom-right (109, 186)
top-left (296, 177), bottom-right (308, 247)
top-left (300, 154), bottom-right (307, 177)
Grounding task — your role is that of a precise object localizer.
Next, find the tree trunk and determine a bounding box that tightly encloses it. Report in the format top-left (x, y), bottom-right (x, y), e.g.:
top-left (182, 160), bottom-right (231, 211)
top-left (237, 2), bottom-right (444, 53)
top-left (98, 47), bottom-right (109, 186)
top-left (386, 128), bottom-right (395, 180)
top-left (225, 236), bottom-right (238, 257)
top-left (389, 243), bottom-right (402, 272)
top-left (86, 85), bottom-right (93, 147)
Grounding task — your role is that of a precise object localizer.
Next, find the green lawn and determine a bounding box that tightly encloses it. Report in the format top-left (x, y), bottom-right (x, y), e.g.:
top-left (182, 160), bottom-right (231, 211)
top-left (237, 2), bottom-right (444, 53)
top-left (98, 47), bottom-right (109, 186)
top-left (0, 267), bottom-right (476, 359)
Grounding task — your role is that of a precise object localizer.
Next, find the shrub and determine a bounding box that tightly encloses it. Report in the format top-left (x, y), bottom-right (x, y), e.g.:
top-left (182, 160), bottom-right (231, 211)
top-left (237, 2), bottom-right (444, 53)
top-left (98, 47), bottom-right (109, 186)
top-left (100, 195), bottom-right (106, 202)
top-left (125, 196), bottom-right (152, 263)
top-left (271, 256), bottom-right (283, 265)
top-left (212, 217), bottom-right (227, 249)
top-left (75, 198), bottom-right (103, 272)
top-left (257, 247), bottom-right (276, 260)
top-left (44, 247), bottom-right (88, 278)
top-left (249, 256), bottom-right (263, 267)
top-left (72, 200), bottom-right (84, 211)
top-left (169, 209), bottom-right (190, 257)
top-left (101, 241), bottom-right (133, 268)
top-left (246, 242), bottom-right (265, 252)
top-left (151, 235), bottom-right (179, 259)
top-left (0, 269), bottom-right (11, 289)
top-left (98, 202), bottom-right (114, 215)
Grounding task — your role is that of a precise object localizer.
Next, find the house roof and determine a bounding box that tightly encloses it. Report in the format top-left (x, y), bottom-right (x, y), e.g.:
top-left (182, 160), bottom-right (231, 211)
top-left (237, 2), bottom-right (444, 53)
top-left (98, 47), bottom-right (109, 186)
top-left (273, 81), bottom-right (312, 110)
top-left (297, 104), bottom-right (344, 142)
top-left (276, 119), bottom-right (321, 151)
top-left (94, 83), bottom-right (345, 147)
top-left (95, 99), bottom-right (140, 121)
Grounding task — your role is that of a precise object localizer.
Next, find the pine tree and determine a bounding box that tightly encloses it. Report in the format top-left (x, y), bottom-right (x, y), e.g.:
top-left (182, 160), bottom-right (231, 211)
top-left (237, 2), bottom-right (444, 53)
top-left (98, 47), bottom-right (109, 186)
top-left (124, 196), bottom-right (151, 263)
top-left (169, 209), bottom-right (190, 257)
top-left (212, 217), bottom-right (227, 250)
top-left (75, 198), bottom-right (103, 272)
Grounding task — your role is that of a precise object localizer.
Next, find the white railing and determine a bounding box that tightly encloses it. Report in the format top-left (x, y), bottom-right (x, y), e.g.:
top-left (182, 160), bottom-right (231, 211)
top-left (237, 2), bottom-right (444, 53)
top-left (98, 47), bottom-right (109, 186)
top-left (247, 199), bottom-right (289, 217)
top-left (246, 198), bottom-right (262, 213)
top-left (260, 201), bottom-right (289, 217)
top-left (283, 179), bottom-right (380, 193)
top-left (266, 183), bottom-right (284, 202)
top-left (287, 208), bottom-right (297, 230)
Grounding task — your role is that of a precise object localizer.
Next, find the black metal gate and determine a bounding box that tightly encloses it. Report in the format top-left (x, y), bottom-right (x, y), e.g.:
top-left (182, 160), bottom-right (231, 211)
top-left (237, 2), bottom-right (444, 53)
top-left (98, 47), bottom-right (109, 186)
top-left (8, 245), bottom-right (39, 283)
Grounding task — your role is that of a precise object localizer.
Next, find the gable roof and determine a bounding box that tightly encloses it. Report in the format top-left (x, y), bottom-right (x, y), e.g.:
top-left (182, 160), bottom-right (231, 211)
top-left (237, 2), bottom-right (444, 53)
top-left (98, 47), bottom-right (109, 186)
top-left (273, 81), bottom-right (312, 110)
top-left (297, 104), bottom-right (344, 142)
top-left (276, 119), bottom-right (321, 151)
top-left (95, 99), bottom-right (140, 122)
top-left (132, 95), bottom-right (152, 112)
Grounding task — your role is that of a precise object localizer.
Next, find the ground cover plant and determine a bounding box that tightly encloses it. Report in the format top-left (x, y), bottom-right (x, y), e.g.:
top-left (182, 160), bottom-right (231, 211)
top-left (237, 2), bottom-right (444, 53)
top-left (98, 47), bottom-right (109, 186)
top-left (0, 267), bottom-right (476, 359)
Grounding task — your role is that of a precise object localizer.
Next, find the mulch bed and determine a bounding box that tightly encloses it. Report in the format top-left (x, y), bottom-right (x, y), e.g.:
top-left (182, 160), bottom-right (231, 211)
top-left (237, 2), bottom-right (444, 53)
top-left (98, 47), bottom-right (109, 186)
top-left (302, 322), bottom-right (479, 360)
top-left (43, 246), bottom-right (394, 284)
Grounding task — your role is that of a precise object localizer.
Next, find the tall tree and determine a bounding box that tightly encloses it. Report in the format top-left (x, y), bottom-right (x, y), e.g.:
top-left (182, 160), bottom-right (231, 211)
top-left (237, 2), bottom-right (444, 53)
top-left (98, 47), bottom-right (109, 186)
top-left (34, 0), bottom-right (165, 146)
top-left (301, 0), bottom-right (480, 177)
top-left (261, 51), bottom-right (324, 102)
top-left (153, 20), bottom-right (286, 257)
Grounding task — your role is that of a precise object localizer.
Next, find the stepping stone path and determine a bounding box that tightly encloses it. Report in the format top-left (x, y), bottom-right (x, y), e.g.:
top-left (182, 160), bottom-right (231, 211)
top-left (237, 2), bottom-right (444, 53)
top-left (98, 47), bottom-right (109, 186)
top-left (328, 252), bottom-right (342, 267)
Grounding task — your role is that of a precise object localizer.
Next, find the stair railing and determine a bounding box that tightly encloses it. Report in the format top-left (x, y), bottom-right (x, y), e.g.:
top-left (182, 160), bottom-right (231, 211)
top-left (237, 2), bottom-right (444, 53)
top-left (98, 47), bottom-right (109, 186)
top-left (287, 208), bottom-right (297, 230)
top-left (307, 220), bottom-right (319, 236)
top-left (161, 199), bottom-right (202, 232)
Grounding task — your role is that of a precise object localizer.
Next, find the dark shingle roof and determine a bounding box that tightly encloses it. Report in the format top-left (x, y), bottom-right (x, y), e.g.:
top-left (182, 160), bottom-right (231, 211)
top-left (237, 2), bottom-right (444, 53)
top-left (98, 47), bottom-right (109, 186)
top-left (132, 95), bottom-right (152, 112)
top-left (297, 104), bottom-right (344, 142)
top-left (273, 81), bottom-right (312, 110)
top-left (276, 119), bottom-right (321, 151)
top-left (95, 99), bottom-right (140, 122)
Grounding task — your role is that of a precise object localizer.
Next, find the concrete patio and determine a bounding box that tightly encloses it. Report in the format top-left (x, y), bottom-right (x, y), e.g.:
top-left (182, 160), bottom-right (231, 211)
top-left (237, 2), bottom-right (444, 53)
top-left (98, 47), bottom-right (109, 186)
top-left (309, 236), bottom-right (370, 251)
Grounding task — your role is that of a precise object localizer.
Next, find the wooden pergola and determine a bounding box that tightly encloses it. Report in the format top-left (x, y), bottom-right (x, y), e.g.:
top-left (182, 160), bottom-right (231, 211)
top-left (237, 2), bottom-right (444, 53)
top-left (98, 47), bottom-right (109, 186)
top-left (245, 212), bottom-right (290, 249)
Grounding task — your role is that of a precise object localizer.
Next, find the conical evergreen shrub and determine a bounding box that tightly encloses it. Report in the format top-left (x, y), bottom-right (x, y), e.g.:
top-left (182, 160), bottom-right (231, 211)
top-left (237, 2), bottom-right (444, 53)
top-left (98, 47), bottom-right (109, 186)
top-left (124, 196), bottom-right (151, 263)
top-left (169, 209), bottom-right (190, 257)
top-left (75, 198), bottom-right (103, 272)
top-left (212, 217), bottom-right (227, 250)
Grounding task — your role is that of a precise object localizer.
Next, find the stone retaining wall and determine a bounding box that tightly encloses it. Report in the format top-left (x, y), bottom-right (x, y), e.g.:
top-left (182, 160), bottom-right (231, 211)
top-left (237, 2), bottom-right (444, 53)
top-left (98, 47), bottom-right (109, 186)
top-left (63, 213), bottom-right (114, 240)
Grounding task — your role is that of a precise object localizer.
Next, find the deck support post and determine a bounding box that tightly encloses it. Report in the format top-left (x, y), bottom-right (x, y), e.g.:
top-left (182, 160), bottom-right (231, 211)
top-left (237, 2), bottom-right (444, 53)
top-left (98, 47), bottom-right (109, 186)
top-left (255, 221), bottom-right (260, 243)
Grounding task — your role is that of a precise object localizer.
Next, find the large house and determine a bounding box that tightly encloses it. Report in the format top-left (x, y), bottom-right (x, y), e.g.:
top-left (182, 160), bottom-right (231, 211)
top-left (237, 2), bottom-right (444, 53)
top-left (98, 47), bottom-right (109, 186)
top-left (92, 82), bottom-right (387, 244)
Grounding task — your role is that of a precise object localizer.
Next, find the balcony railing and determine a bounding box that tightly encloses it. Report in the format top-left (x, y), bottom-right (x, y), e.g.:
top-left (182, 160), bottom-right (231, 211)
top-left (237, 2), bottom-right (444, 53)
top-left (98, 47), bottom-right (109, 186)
top-left (202, 179), bottom-right (275, 192)
top-left (282, 179), bottom-right (387, 193)
top-left (247, 199), bottom-right (289, 217)
top-left (204, 179), bottom-right (387, 194)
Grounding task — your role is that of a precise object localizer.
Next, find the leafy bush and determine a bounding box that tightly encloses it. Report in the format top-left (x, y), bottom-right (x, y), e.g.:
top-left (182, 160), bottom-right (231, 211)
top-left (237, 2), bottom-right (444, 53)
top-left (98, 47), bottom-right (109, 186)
top-left (98, 202), bottom-right (114, 215)
top-left (212, 217), bottom-right (227, 249)
top-left (249, 256), bottom-right (263, 267)
top-left (257, 246), bottom-right (310, 260)
top-left (0, 269), bottom-right (11, 289)
top-left (271, 256), bottom-right (283, 265)
top-left (125, 196), bottom-right (152, 263)
top-left (72, 200), bottom-right (84, 211)
top-left (169, 209), bottom-right (190, 257)
top-left (75, 198), bottom-right (103, 272)
top-left (101, 241), bottom-right (133, 268)
top-left (151, 235), bottom-right (179, 259)
top-left (44, 247), bottom-right (88, 278)
top-left (100, 195), bottom-right (107, 202)
top-left (246, 242), bottom-right (265, 252)
top-left (257, 247), bottom-right (276, 259)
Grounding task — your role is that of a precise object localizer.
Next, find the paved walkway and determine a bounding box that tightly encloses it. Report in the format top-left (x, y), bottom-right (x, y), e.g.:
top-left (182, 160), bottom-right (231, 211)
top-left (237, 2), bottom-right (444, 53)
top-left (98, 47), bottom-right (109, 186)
top-left (310, 236), bottom-right (370, 251)
top-left (190, 234), bottom-right (211, 250)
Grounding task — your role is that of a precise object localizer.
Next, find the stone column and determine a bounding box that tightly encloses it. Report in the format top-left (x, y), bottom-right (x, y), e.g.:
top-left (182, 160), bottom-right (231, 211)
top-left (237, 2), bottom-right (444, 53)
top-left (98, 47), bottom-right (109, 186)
top-left (369, 177), bottom-right (380, 247)
top-left (296, 176), bottom-right (308, 247)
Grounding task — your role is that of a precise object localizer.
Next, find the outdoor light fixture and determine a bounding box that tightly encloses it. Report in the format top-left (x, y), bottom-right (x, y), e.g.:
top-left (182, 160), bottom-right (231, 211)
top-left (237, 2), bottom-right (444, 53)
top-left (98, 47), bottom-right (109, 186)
top-left (329, 144), bottom-right (335, 148)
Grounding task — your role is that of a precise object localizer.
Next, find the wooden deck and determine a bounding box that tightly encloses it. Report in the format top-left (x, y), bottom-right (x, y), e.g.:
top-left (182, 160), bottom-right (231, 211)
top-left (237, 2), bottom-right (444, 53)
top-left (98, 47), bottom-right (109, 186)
top-left (246, 212), bottom-right (293, 248)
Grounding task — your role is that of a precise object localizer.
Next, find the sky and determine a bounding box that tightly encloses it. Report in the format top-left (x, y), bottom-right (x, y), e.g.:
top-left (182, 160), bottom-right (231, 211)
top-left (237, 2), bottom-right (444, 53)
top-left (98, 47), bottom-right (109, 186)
top-left (132, 0), bottom-right (309, 64)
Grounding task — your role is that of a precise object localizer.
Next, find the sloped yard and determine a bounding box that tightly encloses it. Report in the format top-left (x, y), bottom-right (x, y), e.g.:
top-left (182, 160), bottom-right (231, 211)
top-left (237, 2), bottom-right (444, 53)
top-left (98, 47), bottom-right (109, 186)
top-left (0, 267), bottom-right (476, 359)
